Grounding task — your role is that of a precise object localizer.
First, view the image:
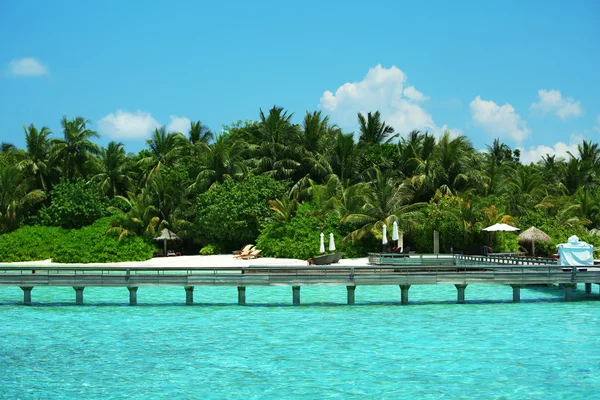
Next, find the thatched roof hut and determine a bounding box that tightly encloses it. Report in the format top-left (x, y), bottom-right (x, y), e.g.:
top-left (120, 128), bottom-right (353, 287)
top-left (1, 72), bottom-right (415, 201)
top-left (517, 227), bottom-right (551, 256)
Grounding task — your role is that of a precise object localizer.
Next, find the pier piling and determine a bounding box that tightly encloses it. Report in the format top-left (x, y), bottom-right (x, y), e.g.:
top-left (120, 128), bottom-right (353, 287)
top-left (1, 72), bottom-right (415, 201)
top-left (20, 286), bottom-right (33, 306)
top-left (455, 284), bottom-right (467, 304)
top-left (347, 286), bottom-right (355, 305)
top-left (185, 286), bottom-right (194, 305)
top-left (564, 283), bottom-right (576, 301)
top-left (128, 287), bottom-right (138, 305)
top-left (238, 286), bottom-right (246, 305)
top-left (585, 283), bottom-right (592, 293)
top-left (400, 285), bottom-right (411, 305)
top-left (292, 286), bottom-right (301, 305)
top-left (74, 287), bottom-right (85, 305)
top-left (511, 284), bottom-right (522, 303)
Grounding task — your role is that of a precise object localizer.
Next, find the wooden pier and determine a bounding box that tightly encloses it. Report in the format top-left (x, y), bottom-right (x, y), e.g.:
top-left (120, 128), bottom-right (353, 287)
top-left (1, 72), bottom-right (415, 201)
top-left (1, 254), bottom-right (599, 306)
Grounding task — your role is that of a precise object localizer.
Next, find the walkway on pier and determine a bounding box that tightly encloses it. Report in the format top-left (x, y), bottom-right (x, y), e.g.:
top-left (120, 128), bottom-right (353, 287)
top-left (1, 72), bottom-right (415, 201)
top-left (1, 254), bottom-right (599, 305)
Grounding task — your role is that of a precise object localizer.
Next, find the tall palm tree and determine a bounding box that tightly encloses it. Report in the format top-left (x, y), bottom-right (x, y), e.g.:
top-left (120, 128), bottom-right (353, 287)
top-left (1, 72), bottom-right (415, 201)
top-left (93, 141), bottom-right (133, 198)
top-left (18, 123), bottom-right (54, 192)
top-left (247, 106), bottom-right (301, 179)
top-left (357, 111), bottom-right (397, 145)
top-left (139, 126), bottom-right (187, 177)
top-left (191, 133), bottom-right (246, 192)
top-left (51, 116), bottom-right (100, 180)
top-left (188, 120), bottom-right (213, 145)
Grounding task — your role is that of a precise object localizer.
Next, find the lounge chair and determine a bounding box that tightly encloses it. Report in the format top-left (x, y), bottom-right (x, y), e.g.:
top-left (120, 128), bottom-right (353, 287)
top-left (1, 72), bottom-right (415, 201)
top-left (233, 244), bottom-right (253, 255)
top-left (234, 245), bottom-right (255, 259)
top-left (239, 249), bottom-right (261, 260)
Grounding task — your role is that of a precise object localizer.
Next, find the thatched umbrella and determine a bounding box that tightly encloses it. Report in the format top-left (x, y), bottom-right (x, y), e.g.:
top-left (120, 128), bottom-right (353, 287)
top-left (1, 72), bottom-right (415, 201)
top-left (154, 228), bottom-right (180, 255)
top-left (517, 226), bottom-right (551, 256)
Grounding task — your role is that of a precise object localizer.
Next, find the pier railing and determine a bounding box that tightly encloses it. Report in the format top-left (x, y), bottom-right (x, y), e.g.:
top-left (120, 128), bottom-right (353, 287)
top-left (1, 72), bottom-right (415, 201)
top-left (0, 263), bottom-right (594, 287)
top-left (0, 263), bottom-right (597, 305)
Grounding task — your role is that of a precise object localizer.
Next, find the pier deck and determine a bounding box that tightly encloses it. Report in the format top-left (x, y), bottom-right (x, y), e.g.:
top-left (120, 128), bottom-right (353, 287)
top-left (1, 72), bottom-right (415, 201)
top-left (1, 256), bottom-right (599, 305)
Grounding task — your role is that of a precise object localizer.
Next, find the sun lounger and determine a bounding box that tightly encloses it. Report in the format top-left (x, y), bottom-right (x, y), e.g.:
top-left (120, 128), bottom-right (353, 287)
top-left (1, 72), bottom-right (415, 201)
top-left (233, 244), bottom-right (253, 255)
top-left (234, 245), bottom-right (255, 259)
top-left (238, 249), bottom-right (261, 260)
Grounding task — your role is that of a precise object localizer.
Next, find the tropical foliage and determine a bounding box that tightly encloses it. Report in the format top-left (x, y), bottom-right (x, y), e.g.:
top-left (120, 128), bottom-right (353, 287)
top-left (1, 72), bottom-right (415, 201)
top-left (0, 110), bottom-right (599, 261)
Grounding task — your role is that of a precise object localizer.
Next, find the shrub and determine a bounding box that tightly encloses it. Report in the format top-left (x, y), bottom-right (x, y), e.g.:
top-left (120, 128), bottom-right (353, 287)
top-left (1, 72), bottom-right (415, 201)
top-left (0, 225), bottom-right (67, 262)
top-left (52, 217), bottom-right (155, 263)
top-left (195, 175), bottom-right (289, 250)
top-left (38, 179), bottom-right (108, 229)
top-left (256, 203), bottom-right (365, 259)
top-left (199, 244), bottom-right (219, 255)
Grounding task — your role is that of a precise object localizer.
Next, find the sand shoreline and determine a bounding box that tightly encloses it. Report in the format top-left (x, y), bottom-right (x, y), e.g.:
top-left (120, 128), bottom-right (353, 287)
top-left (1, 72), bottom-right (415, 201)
top-left (2, 254), bottom-right (370, 269)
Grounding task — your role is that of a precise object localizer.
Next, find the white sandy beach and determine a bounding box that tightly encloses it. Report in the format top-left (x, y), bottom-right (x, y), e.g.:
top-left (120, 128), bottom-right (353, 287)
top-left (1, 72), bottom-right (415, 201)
top-left (4, 254), bottom-right (370, 268)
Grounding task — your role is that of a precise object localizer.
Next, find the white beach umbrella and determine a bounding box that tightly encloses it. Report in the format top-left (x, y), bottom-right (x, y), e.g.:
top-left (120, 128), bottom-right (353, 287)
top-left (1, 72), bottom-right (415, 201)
top-left (320, 232), bottom-right (325, 253)
top-left (329, 233), bottom-right (336, 251)
top-left (392, 221), bottom-right (399, 241)
top-left (483, 223), bottom-right (520, 232)
top-left (382, 224), bottom-right (388, 245)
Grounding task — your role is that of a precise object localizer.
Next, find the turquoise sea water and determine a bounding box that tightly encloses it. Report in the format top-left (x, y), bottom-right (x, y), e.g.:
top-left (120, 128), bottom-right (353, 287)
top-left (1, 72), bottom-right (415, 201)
top-left (1, 284), bottom-right (599, 399)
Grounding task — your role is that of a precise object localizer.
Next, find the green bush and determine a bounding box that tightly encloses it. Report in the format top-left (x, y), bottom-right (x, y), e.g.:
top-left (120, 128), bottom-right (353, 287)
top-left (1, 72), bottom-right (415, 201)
top-left (199, 244), bottom-right (219, 255)
top-left (0, 225), bottom-right (67, 262)
top-left (52, 217), bottom-right (155, 263)
top-left (196, 175), bottom-right (289, 250)
top-left (38, 179), bottom-right (108, 229)
top-left (256, 203), bottom-right (365, 259)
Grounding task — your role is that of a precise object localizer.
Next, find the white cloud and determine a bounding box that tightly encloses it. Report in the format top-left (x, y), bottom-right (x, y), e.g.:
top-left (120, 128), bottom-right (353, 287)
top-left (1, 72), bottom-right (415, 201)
top-left (7, 57), bottom-right (48, 76)
top-left (470, 96), bottom-right (530, 142)
top-left (166, 115), bottom-right (191, 134)
top-left (403, 86), bottom-right (428, 102)
top-left (530, 89), bottom-right (583, 120)
top-left (319, 64), bottom-right (452, 137)
top-left (517, 134), bottom-right (582, 164)
top-left (97, 110), bottom-right (160, 140)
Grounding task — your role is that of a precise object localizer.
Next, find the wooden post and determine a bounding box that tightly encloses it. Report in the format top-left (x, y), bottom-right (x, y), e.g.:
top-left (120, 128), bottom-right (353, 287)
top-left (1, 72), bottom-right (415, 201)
top-left (585, 283), bottom-right (592, 294)
top-left (433, 230), bottom-right (440, 255)
top-left (292, 286), bottom-right (301, 305)
top-left (20, 286), bottom-right (33, 306)
top-left (455, 284), bottom-right (467, 304)
top-left (400, 285), bottom-right (411, 305)
top-left (185, 286), bottom-right (194, 305)
top-left (238, 286), bottom-right (246, 305)
top-left (128, 287), bottom-right (138, 305)
top-left (511, 284), bottom-right (521, 303)
top-left (347, 286), bottom-right (355, 305)
top-left (73, 287), bottom-right (85, 305)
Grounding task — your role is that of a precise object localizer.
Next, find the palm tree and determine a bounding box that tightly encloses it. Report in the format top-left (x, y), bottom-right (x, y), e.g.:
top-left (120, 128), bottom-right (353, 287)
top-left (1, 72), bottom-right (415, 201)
top-left (93, 141), bottom-right (133, 198)
top-left (0, 165), bottom-right (45, 232)
top-left (18, 124), bottom-right (54, 192)
top-left (51, 116), bottom-right (100, 180)
top-left (188, 120), bottom-right (213, 145)
top-left (247, 106), bottom-right (301, 179)
top-left (107, 189), bottom-right (160, 240)
top-left (341, 169), bottom-right (423, 243)
top-left (139, 126), bottom-right (187, 178)
top-left (357, 111), bottom-right (397, 145)
top-left (482, 138), bottom-right (512, 196)
top-left (191, 133), bottom-right (246, 192)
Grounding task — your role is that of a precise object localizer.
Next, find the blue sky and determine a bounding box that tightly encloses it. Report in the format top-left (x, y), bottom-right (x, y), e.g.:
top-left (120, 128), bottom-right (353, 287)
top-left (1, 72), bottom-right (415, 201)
top-left (1, 0), bottom-right (599, 163)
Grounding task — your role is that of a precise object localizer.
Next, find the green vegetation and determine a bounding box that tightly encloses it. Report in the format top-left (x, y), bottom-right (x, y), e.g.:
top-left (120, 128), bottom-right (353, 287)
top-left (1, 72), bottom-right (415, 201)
top-left (0, 226), bottom-right (66, 262)
top-left (0, 110), bottom-right (599, 262)
top-left (52, 217), bottom-right (155, 263)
